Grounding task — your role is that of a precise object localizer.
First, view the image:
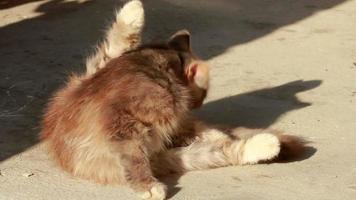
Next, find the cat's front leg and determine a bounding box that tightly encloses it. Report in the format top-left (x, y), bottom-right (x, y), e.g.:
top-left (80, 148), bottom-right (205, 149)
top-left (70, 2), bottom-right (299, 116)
top-left (117, 140), bottom-right (167, 200)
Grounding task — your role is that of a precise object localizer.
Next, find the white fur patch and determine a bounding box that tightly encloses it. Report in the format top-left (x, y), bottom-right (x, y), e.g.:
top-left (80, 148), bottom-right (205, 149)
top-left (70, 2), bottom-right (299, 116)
top-left (118, 0), bottom-right (144, 30)
top-left (86, 0), bottom-right (144, 75)
top-left (242, 133), bottom-right (280, 164)
top-left (200, 128), bottom-right (229, 142)
top-left (139, 182), bottom-right (167, 200)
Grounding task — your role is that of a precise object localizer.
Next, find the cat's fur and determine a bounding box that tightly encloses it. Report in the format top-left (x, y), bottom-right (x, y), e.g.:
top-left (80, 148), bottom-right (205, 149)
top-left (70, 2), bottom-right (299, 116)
top-left (86, 0), bottom-right (144, 75)
top-left (41, 1), bottom-right (307, 200)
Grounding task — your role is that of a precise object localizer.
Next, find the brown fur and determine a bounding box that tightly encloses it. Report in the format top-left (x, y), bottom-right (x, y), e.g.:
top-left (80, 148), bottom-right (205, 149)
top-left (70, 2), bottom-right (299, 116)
top-left (276, 134), bottom-right (307, 161)
top-left (41, 43), bottom-right (307, 198)
top-left (40, 27), bottom-right (211, 199)
top-left (41, 1), bottom-right (309, 199)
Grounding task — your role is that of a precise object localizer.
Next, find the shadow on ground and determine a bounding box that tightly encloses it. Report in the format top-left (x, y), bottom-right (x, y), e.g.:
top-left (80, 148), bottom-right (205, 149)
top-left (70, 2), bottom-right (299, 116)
top-left (0, 0), bottom-right (339, 195)
top-left (195, 80), bottom-right (322, 128)
top-left (165, 80), bottom-right (321, 198)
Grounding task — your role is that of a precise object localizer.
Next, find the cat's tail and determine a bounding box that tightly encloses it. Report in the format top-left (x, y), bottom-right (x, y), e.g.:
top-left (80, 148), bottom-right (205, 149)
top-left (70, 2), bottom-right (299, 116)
top-left (275, 134), bottom-right (307, 161)
top-left (86, 0), bottom-right (144, 75)
top-left (151, 128), bottom-right (307, 176)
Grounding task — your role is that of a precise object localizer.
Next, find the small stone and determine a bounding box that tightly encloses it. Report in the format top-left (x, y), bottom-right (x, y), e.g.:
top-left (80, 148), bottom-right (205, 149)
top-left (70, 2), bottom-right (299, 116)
top-left (22, 172), bottom-right (34, 177)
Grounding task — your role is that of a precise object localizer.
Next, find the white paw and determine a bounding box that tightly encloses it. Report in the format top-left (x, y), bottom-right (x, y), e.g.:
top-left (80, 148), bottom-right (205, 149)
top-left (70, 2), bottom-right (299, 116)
top-left (242, 133), bottom-right (280, 164)
top-left (139, 182), bottom-right (167, 200)
top-left (118, 0), bottom-right (144, 30)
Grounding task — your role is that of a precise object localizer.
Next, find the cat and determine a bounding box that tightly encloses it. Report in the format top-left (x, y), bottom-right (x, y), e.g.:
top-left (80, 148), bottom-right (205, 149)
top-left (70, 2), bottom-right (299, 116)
top-left (40, 1), bottom-right (306, 200)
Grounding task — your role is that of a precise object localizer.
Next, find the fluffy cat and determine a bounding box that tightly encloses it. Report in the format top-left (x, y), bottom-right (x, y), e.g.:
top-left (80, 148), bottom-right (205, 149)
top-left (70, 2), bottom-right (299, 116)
top-left (40, 1), bottom-right (306, 200)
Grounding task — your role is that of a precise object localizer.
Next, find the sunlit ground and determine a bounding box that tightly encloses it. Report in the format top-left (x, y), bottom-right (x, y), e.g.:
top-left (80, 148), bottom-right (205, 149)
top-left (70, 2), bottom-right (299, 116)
top-left (0, 0), bottom-right (356, 199)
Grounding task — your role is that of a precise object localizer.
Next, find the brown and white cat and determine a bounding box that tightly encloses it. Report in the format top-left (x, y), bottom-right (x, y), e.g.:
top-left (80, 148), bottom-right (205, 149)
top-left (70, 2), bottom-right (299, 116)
top-left (41, 1), bottom-right (306, 200)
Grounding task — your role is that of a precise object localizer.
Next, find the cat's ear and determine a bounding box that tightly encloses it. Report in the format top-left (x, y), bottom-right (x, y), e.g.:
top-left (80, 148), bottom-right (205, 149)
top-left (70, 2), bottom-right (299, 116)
top-left (168, 29), bottom-right (191, 52)
top-left (186, 61), bottom-right (209, 89)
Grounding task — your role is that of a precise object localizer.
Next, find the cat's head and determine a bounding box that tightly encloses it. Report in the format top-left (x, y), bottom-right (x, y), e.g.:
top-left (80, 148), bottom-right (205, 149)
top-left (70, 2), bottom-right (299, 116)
top-left (125, 30), bottom-right (210, 109)
top-left (167, 30), bottom-right (210, 109)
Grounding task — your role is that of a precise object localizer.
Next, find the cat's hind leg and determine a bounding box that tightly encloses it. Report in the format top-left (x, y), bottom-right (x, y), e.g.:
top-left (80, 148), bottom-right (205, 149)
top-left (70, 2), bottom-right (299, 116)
top-left (86, 0), bottom-right (144, 75)
top-left (240, 133), bottom-right (280, 164)
top-left (196, 126), bottom-right (306, 164)
top-left (115, 140), bottom-right (167, 200)
top-left (151, 124), bottom-right (305, 176)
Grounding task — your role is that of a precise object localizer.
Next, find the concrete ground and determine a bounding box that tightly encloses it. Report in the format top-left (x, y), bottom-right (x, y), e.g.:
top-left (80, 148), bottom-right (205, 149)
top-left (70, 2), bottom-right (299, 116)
top-left (1, 0), bottom-right (356, 199)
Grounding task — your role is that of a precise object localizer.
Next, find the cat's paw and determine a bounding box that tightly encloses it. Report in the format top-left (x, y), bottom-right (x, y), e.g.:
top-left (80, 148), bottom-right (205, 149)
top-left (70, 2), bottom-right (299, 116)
top-left (242, 133), bottom-right (280, 164)
top-left (118, 0), bottom-right (144, 31)
top-left (139, 182), bottom-right (167, 200)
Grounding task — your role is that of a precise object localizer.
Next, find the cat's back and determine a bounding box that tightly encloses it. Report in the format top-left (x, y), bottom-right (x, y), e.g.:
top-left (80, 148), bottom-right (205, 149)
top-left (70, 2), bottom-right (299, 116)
top-left (42, 50), bottom-right (187, 139)
top-left (85, 52), bottom-right (188, 132)
top-left (80, 52), bottom-right (179, 109)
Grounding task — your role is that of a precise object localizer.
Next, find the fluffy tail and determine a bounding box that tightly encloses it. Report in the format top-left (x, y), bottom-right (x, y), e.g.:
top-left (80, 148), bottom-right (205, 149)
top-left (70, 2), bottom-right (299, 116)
top-left (276, 134), bottom-right (307, 161)
top-left (151, 128), bottom-right (308, 176)
top-left (86, 0), bottom-right (144, 75)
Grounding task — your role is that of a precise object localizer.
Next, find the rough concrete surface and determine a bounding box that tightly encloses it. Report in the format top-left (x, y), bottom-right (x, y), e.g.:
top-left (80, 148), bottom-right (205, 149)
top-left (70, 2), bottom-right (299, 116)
top-left (1, 0), bottom-right (356, 199)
